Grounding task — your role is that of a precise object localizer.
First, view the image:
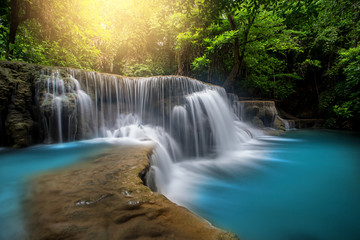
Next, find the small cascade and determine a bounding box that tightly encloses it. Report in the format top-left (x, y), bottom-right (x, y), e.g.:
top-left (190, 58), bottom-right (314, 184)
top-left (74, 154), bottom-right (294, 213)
top-left (36, 71), bottom-right (93, 143)
top-left (278, 116), bottom-right (296, 130)
top-left (36, 69), bottom-right (262, 194)
top-left (186, 90), bottom-right (243, 155)
top-left (230, 100), bottom-right (299, 132)
top-left (228, 93), bottom-right (243, 121)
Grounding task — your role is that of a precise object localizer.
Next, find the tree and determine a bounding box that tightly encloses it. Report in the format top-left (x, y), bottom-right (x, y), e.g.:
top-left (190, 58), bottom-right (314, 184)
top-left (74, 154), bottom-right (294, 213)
top-left (5, 0), bottom-right (31, 58)
top-left (1, 0), bottom-right (359, 128)
top-left (175, 0), bottom-right (301, 99)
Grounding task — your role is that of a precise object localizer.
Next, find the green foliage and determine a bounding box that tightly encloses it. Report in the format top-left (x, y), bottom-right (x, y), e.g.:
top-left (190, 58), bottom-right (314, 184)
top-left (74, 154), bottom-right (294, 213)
top-left (7, 18), bottom-right (100, 69)
top-left (124, 62), bottom-right (153, 77)
top-left (317, 44), bottom-right (360, 128)
top-left (176, 31), bottom-right (200, 51)
top-left (318, 90), bottom-right (335, 114)
top-left (333, 103), bottom-right (353, 119)
top-left (8, 20), bottom-right (47, 64)
top-left (312, 26), bottom-right (338, 54)
top-left (205, 30), bottom-right (239, 54)
top-left (332, 46), bottom-right (360, 119)
top-left (123, 59), bottom-right (167, 77)
top-left (0, 15), bottom-right (8, 60)
top-left (300, 59), bottom-right (321, 69)
top-left (192, 54), bottom-right (210, 71)
top-left (241, 8), bottom-right (302, 99)
top-left (1, 0), bottom-right (359, 129)
top-left (323, 117), bottom-right (337, 129)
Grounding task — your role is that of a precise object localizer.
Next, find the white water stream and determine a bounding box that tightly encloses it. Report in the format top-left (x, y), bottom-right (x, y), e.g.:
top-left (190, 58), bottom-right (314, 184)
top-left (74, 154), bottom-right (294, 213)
top-left (36, 70), bottom-right (265, 204)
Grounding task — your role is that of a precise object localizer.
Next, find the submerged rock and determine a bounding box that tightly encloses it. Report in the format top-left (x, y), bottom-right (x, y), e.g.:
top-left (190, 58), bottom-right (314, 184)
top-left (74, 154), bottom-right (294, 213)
top-left (25, 146), bottom-right (239, 240)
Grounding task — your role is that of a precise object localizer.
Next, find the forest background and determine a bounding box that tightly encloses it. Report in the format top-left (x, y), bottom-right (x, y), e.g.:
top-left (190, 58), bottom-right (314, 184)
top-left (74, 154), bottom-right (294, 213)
top-left (0, 0), bottom-right (359, 129)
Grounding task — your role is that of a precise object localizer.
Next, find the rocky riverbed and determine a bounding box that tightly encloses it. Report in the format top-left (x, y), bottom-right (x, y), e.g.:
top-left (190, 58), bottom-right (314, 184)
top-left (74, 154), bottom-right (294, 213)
top-left (24, 145), bottom-right (238, 240)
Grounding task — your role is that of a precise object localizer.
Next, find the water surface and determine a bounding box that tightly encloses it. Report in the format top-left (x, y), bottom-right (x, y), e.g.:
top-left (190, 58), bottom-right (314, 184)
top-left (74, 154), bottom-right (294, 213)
top-left (190, 130), bottom-right (360, 240)
top-left (0, 140), bottom-right (112, 240)
top-left (1, 130), bottom-right (359, 240)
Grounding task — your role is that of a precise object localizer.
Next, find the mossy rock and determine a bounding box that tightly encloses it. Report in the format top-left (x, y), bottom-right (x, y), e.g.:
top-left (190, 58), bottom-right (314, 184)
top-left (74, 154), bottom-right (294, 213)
top-left (5, 109), bottom-right (34, 148)
top-left (274, 116), bottom-right (286, 131)
top-left (0, 60), bottom-right (49, 147)
top-left (12, 81), bottom-right (32, 112)
top-left (40, 95), bottom-right (54, 115)
top-left (0, 68), bottom-right (12, 114)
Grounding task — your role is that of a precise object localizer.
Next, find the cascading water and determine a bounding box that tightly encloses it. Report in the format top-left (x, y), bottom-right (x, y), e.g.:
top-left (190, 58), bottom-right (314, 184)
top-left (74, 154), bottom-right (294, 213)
top-left (278, 117), bottom-right (296, 130)
top-left (36, 70), bottom-right (94, 143)
top-left (36, 69), bottom-right (263, 198)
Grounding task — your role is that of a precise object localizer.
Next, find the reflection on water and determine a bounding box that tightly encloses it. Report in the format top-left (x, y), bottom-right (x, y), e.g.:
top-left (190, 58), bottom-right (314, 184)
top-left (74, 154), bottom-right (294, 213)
top-left (184, 130), bottom-right (360, 240)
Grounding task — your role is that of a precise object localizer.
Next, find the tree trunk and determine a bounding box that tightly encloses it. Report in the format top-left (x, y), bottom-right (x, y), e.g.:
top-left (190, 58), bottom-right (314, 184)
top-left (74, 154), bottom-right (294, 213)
top-left (6, 0), bottom-right (20, 59)
top-left (223, 14), bottom-right (241, 91)
top-left (223, 14), bottom-right (256, 92)
top-left (6, 0), bottom-right (31, 59)
top-left (176, 52), bottom-right (184, 75)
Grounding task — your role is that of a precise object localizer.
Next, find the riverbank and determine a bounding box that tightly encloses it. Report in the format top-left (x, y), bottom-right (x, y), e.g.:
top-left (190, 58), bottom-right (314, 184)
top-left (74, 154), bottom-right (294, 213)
top-left (24, 145), bottom-right (238, 240)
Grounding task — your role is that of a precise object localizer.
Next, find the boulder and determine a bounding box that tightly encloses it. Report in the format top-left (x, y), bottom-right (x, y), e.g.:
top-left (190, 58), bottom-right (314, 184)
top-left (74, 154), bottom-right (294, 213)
top-left (235, 101), bottom-right (280, 129)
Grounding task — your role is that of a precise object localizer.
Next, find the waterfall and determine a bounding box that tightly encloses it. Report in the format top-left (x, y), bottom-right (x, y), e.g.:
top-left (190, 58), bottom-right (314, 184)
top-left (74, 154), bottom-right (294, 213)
top-left (278, 116), bottom-right (296, 130)
top-left (36, 69), bottom-right (262, 195)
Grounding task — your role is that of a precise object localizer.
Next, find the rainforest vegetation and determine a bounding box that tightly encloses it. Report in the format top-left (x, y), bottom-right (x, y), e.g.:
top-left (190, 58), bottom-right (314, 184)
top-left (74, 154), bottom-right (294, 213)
top-left (0, 0), bottom-right (359, 129)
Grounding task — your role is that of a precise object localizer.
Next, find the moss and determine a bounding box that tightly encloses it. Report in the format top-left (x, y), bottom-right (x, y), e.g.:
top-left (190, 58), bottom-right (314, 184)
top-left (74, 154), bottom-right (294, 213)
top-left (0, 68), bottom-right (12, 114)
top-left (40, 97), bottom-right (53, 115)
top-left (0, 61), bottom-right (86, 146)
top-left (0, 60), bottom-right (47, 147)
top-left (13, 81), bottom-right (32, 112)
top-left (5, 109), bottom-right (34, 148)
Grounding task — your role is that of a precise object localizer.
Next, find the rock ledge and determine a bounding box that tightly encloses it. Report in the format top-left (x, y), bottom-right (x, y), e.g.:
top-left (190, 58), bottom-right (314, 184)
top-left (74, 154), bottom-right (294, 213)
top-left (25, 146), bottom-right (239, 240)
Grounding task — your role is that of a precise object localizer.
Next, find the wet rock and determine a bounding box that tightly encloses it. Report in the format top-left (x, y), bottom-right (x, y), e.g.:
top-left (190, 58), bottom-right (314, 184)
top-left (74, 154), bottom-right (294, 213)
top-left (25, 146), bottom-right (239, 240)
top-left (0, 61), bottom-right (44, 147)
top-left (252, 116), bottom-right (265, 128)
top-left (0, 68), bottom-right (11, 114)
top-left (3, 77), bottom-right (35, 147)
top-left (238, 101), bottom-right (278, 128)
top-left (274, 116), bottom-right (286, 131)
top-left (5, 109), bottom-right (33, 148)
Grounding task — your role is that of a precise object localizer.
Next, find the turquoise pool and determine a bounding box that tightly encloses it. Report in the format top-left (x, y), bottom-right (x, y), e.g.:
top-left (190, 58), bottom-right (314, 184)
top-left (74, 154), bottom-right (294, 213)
top-left (191, 130), bottom-right (360, 240)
